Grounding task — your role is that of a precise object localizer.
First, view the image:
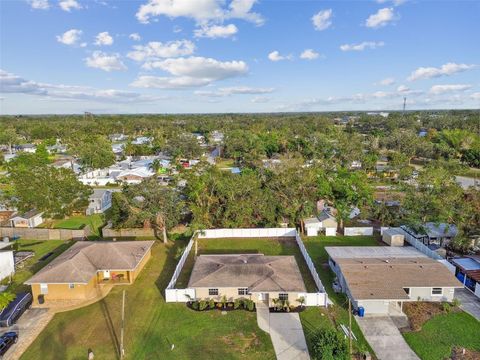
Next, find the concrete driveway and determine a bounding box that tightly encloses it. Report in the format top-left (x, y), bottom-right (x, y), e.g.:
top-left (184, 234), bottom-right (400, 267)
top-left (455, 288), bottom-right (480, 321)
top-left (0, 308), bottom-right (53, 360)
top-left (356, 316), bottom-right (419, 360)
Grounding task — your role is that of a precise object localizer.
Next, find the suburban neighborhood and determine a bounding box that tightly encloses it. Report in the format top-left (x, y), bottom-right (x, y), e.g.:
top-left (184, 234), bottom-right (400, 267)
top-left (1, 1), bottom-right (480, 360)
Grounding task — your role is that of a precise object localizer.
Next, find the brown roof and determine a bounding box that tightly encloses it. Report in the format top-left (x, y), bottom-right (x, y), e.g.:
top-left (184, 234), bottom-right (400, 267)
top-left (335, 257), bottom-right (462, 300)
top-left (188, 254), bottom-right (306, 292)
top-left (25, 241), bottom-right (154, 284)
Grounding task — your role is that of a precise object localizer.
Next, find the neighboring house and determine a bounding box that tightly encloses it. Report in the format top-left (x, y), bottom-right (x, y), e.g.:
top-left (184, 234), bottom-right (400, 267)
top-left (25, 241), bottom-right (154, 305)
top-left (131, 136), bottom-right (153, 145)
top-left (52, 159), bottom-right (81, 174)
top-left (9, 210), bottom-right (44, 228)
top-left (116, 167), bottom-right (154, 184)
top-left (112, 143), bottom-right (125, 156)
top-left (3, 153), bottom-right (17, 162)
top-left (15, 144), bottom-right (36, 153)
top-left (109, 133), bottom-right (128, 142)
top-left (188, 254), bottom-right (307, 307)
top-left (0, 250), bottom-right (15, 282)
top-left (402, 223), bottom-right (458, 249)
top-left (210, 131), bottom-right (224, 144)
top-left (86, 189), bottom-right (112, 215)
top-left (304, 211), bottom-right (337, 236)
top-left (326, 246), bottom-right (461, 315)
top-left (450, 256), bottom-right (480, 298)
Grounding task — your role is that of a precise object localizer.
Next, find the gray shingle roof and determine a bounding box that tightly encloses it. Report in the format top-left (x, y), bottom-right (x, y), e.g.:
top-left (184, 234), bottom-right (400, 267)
top-left (25, 241), bottom-right (154, 284)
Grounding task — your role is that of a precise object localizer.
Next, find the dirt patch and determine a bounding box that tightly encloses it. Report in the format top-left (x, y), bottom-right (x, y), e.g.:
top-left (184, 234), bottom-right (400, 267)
top-left (403, 302), bottom-right (459, 331)
top-left (219, 332), bottom-right (260, 354)
top-left (450, 347), bottom-right (480, 360)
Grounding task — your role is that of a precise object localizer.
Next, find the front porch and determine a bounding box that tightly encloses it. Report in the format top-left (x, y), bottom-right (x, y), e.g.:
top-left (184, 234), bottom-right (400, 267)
top-left (97, 270), bottom-right (132, 284)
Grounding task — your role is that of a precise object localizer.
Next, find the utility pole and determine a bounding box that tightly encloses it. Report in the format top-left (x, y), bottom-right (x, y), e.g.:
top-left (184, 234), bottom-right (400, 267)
top-left (403, 97), bottom-right (407, 116)
top-left (348, 298), bottom-right (352, 359)
top-left (120, 290), bottom-right (126, 359)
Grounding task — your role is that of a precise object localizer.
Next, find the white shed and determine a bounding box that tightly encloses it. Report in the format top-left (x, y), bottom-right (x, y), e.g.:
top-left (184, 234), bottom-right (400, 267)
top-left (304, 211), bottom-right (338, 237)
top-left (0, 251), bottom-right (14, 282)
top-left (382, 228), bottom-right (405, 247)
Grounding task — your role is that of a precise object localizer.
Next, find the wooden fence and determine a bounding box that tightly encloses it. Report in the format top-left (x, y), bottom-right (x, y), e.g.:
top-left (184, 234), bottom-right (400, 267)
top-left (0, 226), bottom-right (90, 240)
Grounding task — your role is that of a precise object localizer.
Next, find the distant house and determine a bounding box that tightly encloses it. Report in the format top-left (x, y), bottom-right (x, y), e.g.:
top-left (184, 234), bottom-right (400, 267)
top-left (15, 144), bottom-right (36, 153)
top-left (402, 223), bottom-right (458, 249)
top-left (304, 211), bottom-right (337, 237)
top-left (86, 189), bottom-right (113, 215)
top-left (450, 256), bottom-right (480, 298)
top-left (25, 241), bottom-right (154, 306)
top-left (131, 136), bottom-right (152, 146)
top-left (188, 254), bottom-right (307, 307)
top-left (326, 246), bottom-right (461, 315)
top-left (109, 133), bottom-right (128, 142)
top-left (9, 210), bottom-right (44, 228)
top-left (116, 167), bottom-right (154, 184)
top-left (210, 131), bottom-right (224, 144)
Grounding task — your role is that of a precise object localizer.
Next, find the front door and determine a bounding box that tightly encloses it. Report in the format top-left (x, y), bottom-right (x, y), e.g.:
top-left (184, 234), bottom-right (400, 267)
top-left (103, 270), bottom-right (111, 279)
top-left (257, 293), bottom-right (269, 305)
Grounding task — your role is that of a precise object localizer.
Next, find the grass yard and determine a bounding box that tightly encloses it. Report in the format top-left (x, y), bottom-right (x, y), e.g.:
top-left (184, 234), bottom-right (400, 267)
top-left (50, 214), bottom-right (105, 238)
top-left (403, 311), bottom-right (480, 360)
top-left (5, 239), bottom-right (75, 294)
top-left (21, 239), bottom-right (275, 360)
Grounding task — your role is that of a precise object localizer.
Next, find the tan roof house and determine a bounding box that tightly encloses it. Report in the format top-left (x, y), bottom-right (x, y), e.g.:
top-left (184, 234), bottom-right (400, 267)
top-left (25, 241), bottom-right (154, 306)
top-left (188, 254), bottom-right (306, 306)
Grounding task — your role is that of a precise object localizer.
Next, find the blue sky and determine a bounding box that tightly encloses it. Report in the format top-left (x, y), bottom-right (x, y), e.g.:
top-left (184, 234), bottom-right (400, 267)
top-left (1, 0), bottom-right (479, 114)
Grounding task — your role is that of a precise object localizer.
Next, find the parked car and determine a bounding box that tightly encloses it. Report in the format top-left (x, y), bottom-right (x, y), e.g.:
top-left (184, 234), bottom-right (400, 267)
top-left (0, 293), bottom-right (32, 327)
top-left (0, 332), bottom-right (18, 357)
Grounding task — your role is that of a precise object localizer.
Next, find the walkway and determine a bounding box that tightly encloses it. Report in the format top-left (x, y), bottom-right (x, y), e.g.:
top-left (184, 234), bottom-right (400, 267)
top-left (455, 288), bottom-right (480, 321)
top-left (256, 303), bottom-right (310, 360)
top-left (356, 316), bottom-right (419, 360)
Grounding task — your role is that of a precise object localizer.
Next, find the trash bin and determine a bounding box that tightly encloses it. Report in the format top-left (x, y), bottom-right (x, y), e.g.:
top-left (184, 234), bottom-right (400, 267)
top-left (358, 306), bottom-right (365, 317)
top-left (38, 295), bottom-right (45, 305)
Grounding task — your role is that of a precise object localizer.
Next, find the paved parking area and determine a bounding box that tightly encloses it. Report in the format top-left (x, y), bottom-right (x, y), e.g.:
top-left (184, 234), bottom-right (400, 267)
top-left (0, 308), bottom-right (53, 360)
top-left (356, 316), bottom-right (419, 360)
top-left (455, 288), bottom-right (480, 321)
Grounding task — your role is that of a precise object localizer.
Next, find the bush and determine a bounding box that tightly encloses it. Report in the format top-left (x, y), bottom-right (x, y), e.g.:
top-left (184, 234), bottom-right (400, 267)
top-left (311, 328), bottom-right (349, 360)
top-left (191, 301), bottom-right (199, 310)
top-left (452, 298), bottom-right (461, 307)
top-left (442, 302), bottom-right (451, 313)
top-left (199, 299), bottom-right (208, 311)
top-left (234, 298), bottom-right (243, 309)
top-left (209, 298), bottom-right (215, 309)
top-left (246, 299), bottom-right (255, 311)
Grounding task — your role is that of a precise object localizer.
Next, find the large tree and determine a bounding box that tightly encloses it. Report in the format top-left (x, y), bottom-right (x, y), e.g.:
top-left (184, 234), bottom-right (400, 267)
top-left (111, 178), bottom-right (183, 243)
top-left (70, 135), bottom-right (115, 170)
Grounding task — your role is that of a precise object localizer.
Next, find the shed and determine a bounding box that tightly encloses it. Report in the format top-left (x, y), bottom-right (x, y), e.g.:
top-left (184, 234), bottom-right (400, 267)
top-left (382, 228), bottom-right (405, 247)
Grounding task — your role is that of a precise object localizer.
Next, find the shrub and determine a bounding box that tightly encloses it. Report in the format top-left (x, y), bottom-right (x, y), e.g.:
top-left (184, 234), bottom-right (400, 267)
top-left (452, 298), bottom-right (461, 307)
top-left (227, 302), bottom-right (233, 308)
top-left (442, 302), bottom-right (451, 313)
top-left (246, 300), bottom-right (255, 311)
top-left (199, 299), bottom-right (208, 311)
top-left (234, 298), bottom-right (243, 309)
top-left (209, 298), bottom-right (215, 309)
top-left (311, 328), bottom-right (349, 360)
top-left (220, 295), bottom-right (228, 308)
top-left (191, 301), bottom-right (199, 310)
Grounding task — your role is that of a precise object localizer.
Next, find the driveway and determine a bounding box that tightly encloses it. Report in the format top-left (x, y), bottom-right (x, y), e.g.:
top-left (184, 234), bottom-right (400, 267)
top-left (356, 316), bottom-right (419, 360)
top-left (256, 305), bottom-right (310, 360)
top-left (455, 288), bottom-right (480, 321)
top-left (0, 308), bottom-right (54, 360)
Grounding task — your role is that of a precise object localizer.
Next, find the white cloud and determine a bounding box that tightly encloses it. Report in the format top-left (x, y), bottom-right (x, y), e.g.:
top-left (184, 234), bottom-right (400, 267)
top-left (85, 51), bottom-right (127, 72)
top-left (127, 40), bottom-right (195, 62)
top-left (408, 62), bottom-right (477, 81)
top-left (28, 0), bottom-right (49, 10)
top-left (132, 56), bottom-right (248, 89)
top-left (136, 0), bottom-right (264, 25)
top-left (94, 32), bottom-right (114, 46)
top-left (377, 77), bottom-right (395, 86)
top-left (470, 92), bottom-right (480, 101)
top-left (312, 9), bottom-right (332, 31)
top-left (376, 0), bottom-right (406, 6)
top-left (340, 41), bottom-right (384, 51)
top-left (0, 69), bottom-right (163, 103)
top-left (194, 24), bottom-right (238, 38)
top-left (429, 84), bottom-right (472, 95)
top-left (251, 96), bottom-right (270, 103)
top-left (195, 86), bottom-right (274, 97)
top-left (365, 7), bottom-right (396, 28)
top-left (268, 50), bottom-right (292, 62)
top-left (396, 85), bottom-right (409, 92)
top-left (173, 25), bottom-right (182, 33)
top-left (129, 33), bottom-right (141, 41)
top-left (300, 49), bottom-right (320, 60)
top-left (56, 29), bottom-right (86, 46)
top-left (59, 0), bottom-right (82, 12)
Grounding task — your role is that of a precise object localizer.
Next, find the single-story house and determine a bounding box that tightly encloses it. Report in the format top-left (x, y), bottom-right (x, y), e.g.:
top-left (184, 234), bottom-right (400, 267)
top-left (86, 189), bottom-right (113, 215)
top-left (9, 210), bottom-right (44, 228)
top-left (116, 167), bottom-right (154, 184)
top-left (450, 256), bottom-right (480, 298)
top-left (402, 223), bottom-right (458, 248)
top-left (25, 241), bottom-right (154, 305)
top-left (304, 211), bottom-right (337, 237)
top-left (15, 144), bottom-right (36, 153)
top-left (326, 246), bottom-right (461, 315)
top-left (188, 254), bottom-right (306, 307)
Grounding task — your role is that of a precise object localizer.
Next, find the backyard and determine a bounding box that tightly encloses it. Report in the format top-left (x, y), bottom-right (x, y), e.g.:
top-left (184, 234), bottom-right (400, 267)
top-left (20, 239), bottom-right (275, 360)
top-left (40, 214), bottom-right (105, 238)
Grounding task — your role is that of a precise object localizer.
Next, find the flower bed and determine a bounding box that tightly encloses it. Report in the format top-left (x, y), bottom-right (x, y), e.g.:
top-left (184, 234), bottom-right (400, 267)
top-left (187, 297), bottom-right (256, 312)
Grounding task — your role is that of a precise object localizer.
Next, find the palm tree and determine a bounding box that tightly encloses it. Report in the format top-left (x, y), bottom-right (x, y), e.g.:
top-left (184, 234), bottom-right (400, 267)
top-left (0, 292), bottom-right (15, 310)
top-left (149, 159), bottom-right (162, 174)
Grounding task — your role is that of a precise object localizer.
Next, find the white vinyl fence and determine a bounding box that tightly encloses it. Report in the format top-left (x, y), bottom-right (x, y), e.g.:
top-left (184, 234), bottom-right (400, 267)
top-left (165, 228), bottom-right (329, 307)
top-left (343, 227), bottom-right (374, 236)
top-left (399, 226), bottom-right (443, 260)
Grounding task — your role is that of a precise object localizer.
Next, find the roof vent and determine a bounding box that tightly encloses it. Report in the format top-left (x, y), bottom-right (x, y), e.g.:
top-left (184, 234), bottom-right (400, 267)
top-left (384, 260), bottom-right (390, 263)
top-left (243, 259), bottom-right (247, 264)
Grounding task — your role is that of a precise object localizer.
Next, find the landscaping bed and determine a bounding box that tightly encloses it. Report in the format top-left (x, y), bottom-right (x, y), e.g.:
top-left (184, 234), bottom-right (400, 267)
top-left (187, 297), bottom-right (256, 312)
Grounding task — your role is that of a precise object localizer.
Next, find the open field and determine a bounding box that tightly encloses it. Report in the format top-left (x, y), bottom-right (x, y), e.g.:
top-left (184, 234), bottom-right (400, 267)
top-left (20, 239), bottom-right (275, 360)
top-left (5, 239), bottom-right (75, 294)
top-left (403, 311), bottom-right (480, 360)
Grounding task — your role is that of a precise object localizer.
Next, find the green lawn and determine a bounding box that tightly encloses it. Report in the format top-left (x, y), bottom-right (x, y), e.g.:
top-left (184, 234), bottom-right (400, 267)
top-left (403, 311), bottom-right (480, 360)
top-left (21, 240), bottom-right (275, 360)
top-left (5, 239), bottom-right (75, 294)
top-left (51, 214), bottom-right (105, 238)
top-left (215, 158), bottom-right (235, 168)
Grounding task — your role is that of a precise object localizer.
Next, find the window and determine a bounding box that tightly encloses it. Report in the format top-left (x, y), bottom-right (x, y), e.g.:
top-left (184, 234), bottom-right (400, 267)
top-left (238, 288), bottom-right (248, 296)
top-left (69, 284), bottom-right (75, 289)
top-left (404, 288), bottom-right (410, 296)
top-left (40, 283), bottom-right (48, 295)
top-left (208, 288), bottom-right (218, 296)
top-left (432, 288), bottom-right (443, 296)
top-left (279, 293), bottom-right (288, 301)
